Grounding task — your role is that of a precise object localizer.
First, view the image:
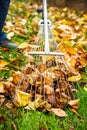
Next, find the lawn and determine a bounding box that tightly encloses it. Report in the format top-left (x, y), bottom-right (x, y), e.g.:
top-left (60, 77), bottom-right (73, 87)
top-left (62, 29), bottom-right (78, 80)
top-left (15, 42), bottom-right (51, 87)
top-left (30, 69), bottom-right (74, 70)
top-left (0, 0), bottom-right (87, 130)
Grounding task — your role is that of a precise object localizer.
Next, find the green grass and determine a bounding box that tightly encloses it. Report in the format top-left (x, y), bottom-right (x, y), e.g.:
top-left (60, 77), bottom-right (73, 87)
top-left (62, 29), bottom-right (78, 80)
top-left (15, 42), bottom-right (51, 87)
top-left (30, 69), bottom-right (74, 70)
top-left (0, 86), bottom-right (87, 130)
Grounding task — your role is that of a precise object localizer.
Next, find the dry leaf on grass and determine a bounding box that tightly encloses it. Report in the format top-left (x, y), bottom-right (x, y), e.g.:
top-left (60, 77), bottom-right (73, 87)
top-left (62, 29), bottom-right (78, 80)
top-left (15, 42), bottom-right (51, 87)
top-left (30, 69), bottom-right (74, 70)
top-left (13, 90), bottom-right (32, 107)
top-left (68, 99), bottom-right (80, 106)
top-left (71, 109), bottom-right (81, 118)
top-left (5, 101), bottom-right (14, 108)
top-left (7, 32), bottom-right (14, 39)
top-left (11, 121), bottom-right (17, 130)
top-left (0, 59), bottom-right (9, 67)
top-left (51, 108), bottom-right (67, 117)
top-left (18, 42), bottom-right (29, 49)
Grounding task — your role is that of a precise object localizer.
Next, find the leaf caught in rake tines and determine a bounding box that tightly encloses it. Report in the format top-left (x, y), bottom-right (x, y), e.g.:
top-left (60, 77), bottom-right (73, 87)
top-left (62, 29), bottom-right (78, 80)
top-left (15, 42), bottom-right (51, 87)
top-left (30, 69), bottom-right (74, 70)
top-left (24, 97), bottom-right (45, 110)
top-left (13, 90), bottom-right (32, 107)
top-left (12, 71), bottom-right (23, 85)
top-left (68, 75), bottom-right (82, 82)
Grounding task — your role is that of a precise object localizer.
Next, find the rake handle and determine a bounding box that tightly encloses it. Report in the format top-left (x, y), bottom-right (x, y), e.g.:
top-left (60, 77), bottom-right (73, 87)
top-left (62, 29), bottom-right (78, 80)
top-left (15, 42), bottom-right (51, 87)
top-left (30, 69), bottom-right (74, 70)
top-left (43, 0), bottom-right (50, 53)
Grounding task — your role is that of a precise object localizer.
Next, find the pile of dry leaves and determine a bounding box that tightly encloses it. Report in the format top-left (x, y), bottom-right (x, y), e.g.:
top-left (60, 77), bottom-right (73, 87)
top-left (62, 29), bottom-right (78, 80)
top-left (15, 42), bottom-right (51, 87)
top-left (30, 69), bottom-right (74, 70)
top-left (0, 53), bottom-right (84, 117)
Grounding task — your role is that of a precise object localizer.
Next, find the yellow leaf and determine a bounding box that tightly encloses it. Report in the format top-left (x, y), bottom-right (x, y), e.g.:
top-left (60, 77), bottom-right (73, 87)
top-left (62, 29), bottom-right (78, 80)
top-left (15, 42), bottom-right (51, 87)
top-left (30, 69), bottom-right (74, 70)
top-left (0, 59), bottom-right (9, 67)
top-left (84, 86), bottom-right (87, 91)
top-left (68, 75), bottom-right (82, 82)
top-left (70, 58), bottom-right (76, 67)
top-left (25, 97), bottom-right (45, 110)
top-left (52, 30), bottom-right (58, 36)
top-left (62, 19), bottom-right (68, 24)
top-left (26, 12), bottom-right (31, 18)
top-left (72, 109), bottom-right (81, 118)
top-left (18, 42), bottom-right (29, 49)
top-left (83, 14), bottom-right (87, 20)
top-left (65, 47), bottom-right (77, 55)
top-left (0, 67), bottom-right (9, 71)
top-left (13, 90), bottom-right (31, 107)
top-left (51, 108), bottom-right (67, 117)
top-left (0, 82), bottom-right (4, 93)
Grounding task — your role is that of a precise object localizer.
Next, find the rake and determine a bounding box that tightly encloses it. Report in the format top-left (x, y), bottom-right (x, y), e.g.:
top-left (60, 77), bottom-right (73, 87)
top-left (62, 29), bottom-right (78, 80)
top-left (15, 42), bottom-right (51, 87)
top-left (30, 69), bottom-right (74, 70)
top-left (16, 0), bottom-right (78, 110)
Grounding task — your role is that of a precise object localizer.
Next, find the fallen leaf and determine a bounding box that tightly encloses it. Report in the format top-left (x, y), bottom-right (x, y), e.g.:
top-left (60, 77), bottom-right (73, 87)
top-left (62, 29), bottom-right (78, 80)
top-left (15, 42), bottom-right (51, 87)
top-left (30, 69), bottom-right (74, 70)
top-left (65, 47), bottom-right (77, 55)
top-left (11, 121), bottom-right (17, 130)
top-left (26, 12), bottom-right (31, 18)
top-left (44, 85), bottom-right (54, 95)
top-left (25, 97), bottom-right (45, 110)
top-left (7, 32), bottom-right (14, 39)
top-left (18, 42), bottom-right (29, 49)
top-left (68, 99), bottom-right (80, 106)
top-left (3, 82), bottom-right (16, 99)
top-left (13, 90), bottom-right (31, 107)
top-left (51, 108), bottom-right (67, 117)
top-left (72, 105), bottom-right (79, 110)
top-left (84, 86), bottom-right (87, 91)
top-left (0, 59), bottom-right (9, 67)
top-left (0, 67), bottom-right (9, 71)
top-left (0, 97), bottom-right (5, 107)
top-left (20, 19), bottom-right (27, 25)
top-left (0, 116), bottom-right (6, 125)
top-left (71, 109), bottom-right (81, 118)
top-left (5, 101), bottom-right (14, 108)
top-left (68, 75), bottom-right (82, 82)
top-left (12, 71), bottom-right (22, 85)
top-left (0, 82), bottom-right (4, 94)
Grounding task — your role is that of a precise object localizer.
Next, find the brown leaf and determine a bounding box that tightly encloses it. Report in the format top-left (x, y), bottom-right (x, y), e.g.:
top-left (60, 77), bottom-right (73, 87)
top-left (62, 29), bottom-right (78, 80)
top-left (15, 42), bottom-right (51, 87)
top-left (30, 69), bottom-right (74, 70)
top-left (0, 116), bottom-right (6, 124)
top-left (72, 105), bottom-right (79, 110)
top-left (51, 108), bottom-right (67, 117)
top-left (5, 101), bottom-right (14, 108)
top-left (12, 71), bottom-right (22, 85)
top-left (0, 97), bottom-right (5, 107)
top-left (44, 85), bottom-right (54, 95)
top-left (68, 99), bottom-right (80, 107)
top-left (3, 82), bottom-right (16, 99)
